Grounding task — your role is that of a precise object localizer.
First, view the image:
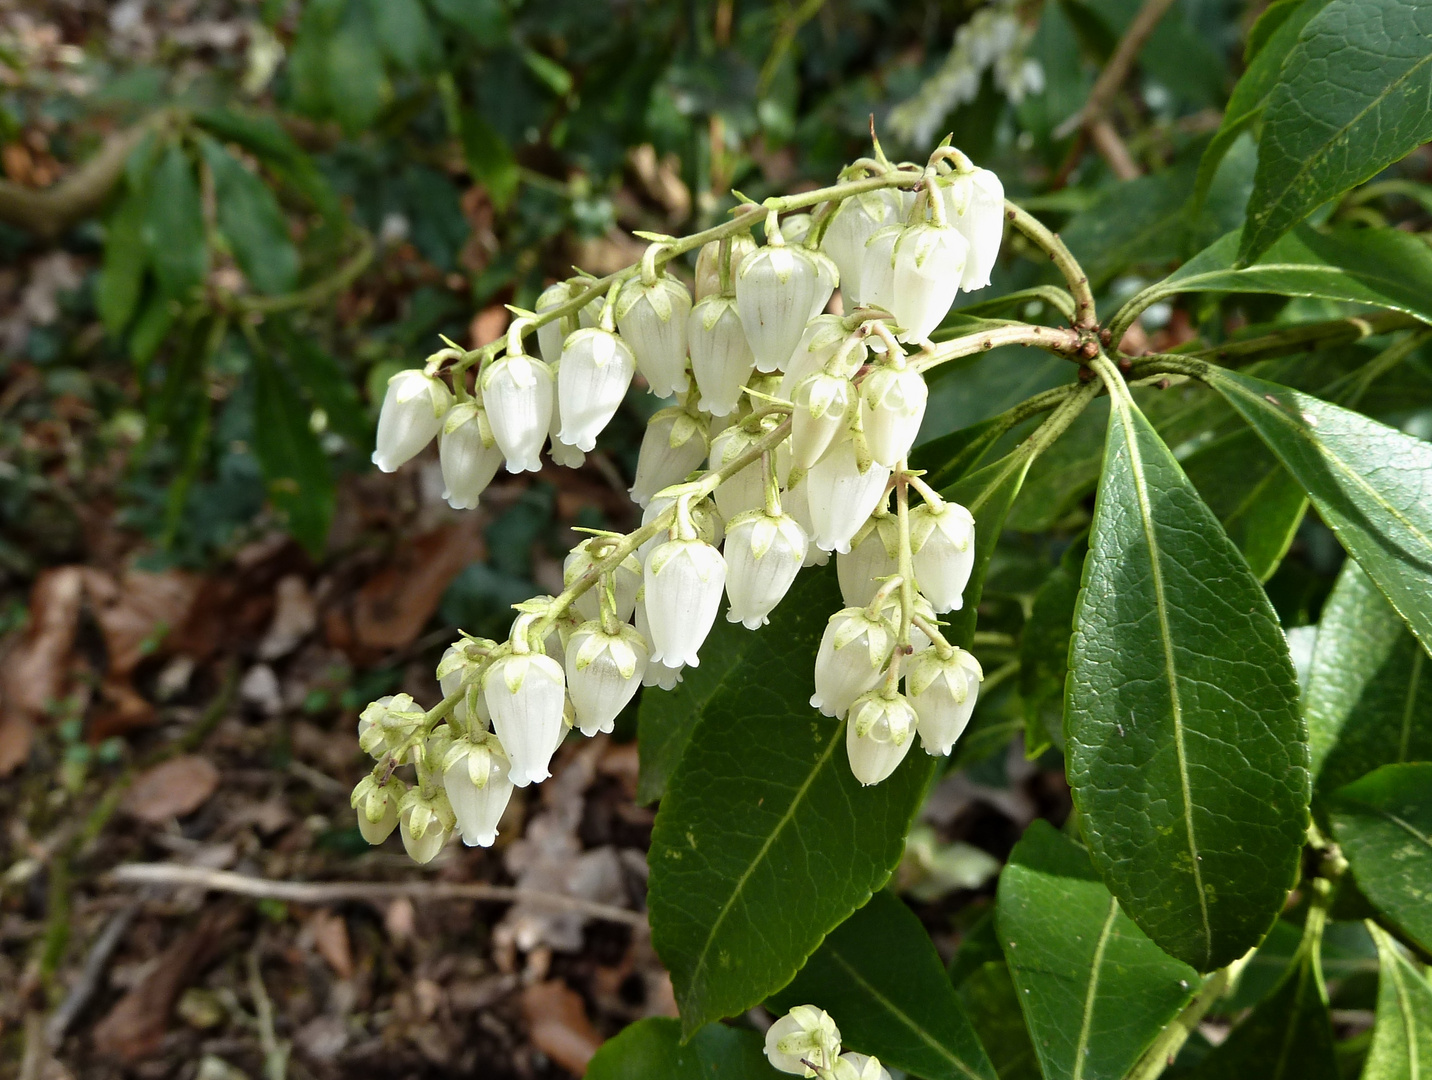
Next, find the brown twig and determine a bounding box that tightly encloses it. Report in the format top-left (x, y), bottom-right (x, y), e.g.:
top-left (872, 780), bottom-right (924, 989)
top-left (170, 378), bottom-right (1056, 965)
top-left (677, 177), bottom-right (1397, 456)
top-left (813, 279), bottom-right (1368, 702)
top-left (45, 900), bottom-right (141, 1047)
top-left (1088, 118), bottom-right (1141, 181)
top-left (1053, 0), bottom-right (1179, 141)
top-left (108, 864), bottom-right (648, 927)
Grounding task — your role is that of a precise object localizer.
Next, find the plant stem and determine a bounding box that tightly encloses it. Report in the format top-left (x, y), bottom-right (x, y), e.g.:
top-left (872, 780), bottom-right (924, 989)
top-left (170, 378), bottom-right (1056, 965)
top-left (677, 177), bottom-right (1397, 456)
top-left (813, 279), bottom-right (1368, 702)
top-left (1003, 201), bottom-right (1099, 330)
top-left (914, 322), bottom-right (1083, 373)
top-left (233, 233), bottom-right (375, 315)
top-left (1124, 951), bottom-right (1254, 1080)
top-left (1054, 0), bottom-right (1178, 140)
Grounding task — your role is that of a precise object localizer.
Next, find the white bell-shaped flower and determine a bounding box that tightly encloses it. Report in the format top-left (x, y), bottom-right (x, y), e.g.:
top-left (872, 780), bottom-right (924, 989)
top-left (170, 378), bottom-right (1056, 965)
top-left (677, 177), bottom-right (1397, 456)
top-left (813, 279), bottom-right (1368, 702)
top-left (357, 694), bottom-right (427, 760)
top-left (565, 622), bottom-right (648, 735)
top-left (688, 295), bottom-right (756, 417)
top-left (481, 350), bottom-right (554, 474)
top-left (910, 500), bottom-right (976, 612)
top-left (373, 369), bottom-right (453, 473)
top-left (564, 541), bottom-right (642, 624)
top-left (879, 591), bottom-right (938, 654)
top-left (804, 246), bottom-right (840, 321)
top-left (546, 368), bottom-right (587, 468)
top-left (616, 275), bottom-right (692, 397)
top-left (907, 647), bottom-right (983, 756)
top-left (781, 478), bottom-right (831, 567)
top-left (860, 361), bottom-right (928, 467)
top-left (831, 1052), bottom-right (894, 1080)
top-left (889, 222), bottom-right (969, 342)
top-left (439, 403), bottom-right (503, 509)
top-left (437, 637), bottom-right (494, 729)
top-left (779, 315), bottom-right (859, 400)
top-left (442, 733), bottom-right (514, 846)
top-left (351, 774), bottom-right (405, 844)
top-left (695, 233), bottom-right (756, 300)
top-left (483, 648), bottom-right (567, 787)
top-left (791, 372), bottom-right (852, 470)
top-left (558, 327), bottom-right (636, 451)
top-left (858, 226), bottom-right (901, 317)
top-left (764, 1005), bottom-right (842, 1077)
top-left (397, 787), bottom-right (454, 864)
top-left (629, 407), bottom-right (709, 507)
top-left (780, 213), bottom-right (813, 245)
top-left (735, 240), bottom-right (832, 373)
top-left (823, 188), bottom-right (905, 308)
top-left (847, 689), bottom-right (917, 785)
top-left (837, 516), bottom-right (899, 607)
top-left (711, 425), bottom-right (765, 522)
top-left (938, 167), bottom-right (1005, 291)
top-left (643, 536), bottom-right (726, 667)
top-left (535, 281), bottom-right (577, 363)
top-left (811, 607), bottom-right (892, 717)
top-left (638, 491), bottom-right (723, 565)
top-left (806, 435), bottom-right (892, 553)
top-left (723, 509), bottom-right (808, 628)
top-left (634, 595), bottom-right (685, 688)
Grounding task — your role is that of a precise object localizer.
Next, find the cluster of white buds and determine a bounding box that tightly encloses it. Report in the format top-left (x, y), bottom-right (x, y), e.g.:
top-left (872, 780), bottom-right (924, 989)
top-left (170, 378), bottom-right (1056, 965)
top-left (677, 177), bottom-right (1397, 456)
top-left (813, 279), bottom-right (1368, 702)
top-left (359, 142), bottom-right (1004, 858)
top-left (764, 1005), bottom-right (892, 1080)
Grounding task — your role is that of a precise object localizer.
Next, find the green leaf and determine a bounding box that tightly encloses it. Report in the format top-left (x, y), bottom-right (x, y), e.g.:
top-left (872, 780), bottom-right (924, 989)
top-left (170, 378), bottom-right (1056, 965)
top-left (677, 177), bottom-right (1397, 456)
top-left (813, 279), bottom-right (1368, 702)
top-left (250, 350), bottom-right (335, 557)
top-left (198, 136), bottom-right (299, 296)
top-left (144, 144), bottom-right (207, 301)
top-left (1204, 367), bottom-right (1432, 657)
top-left (585, 1018), bottom-right (770, 1080)
top-left (128, 290), bottom-right (177, 366)
top-left (647, 569), bottom-right (936, 1036)
top-left (954, 960), bottom-right (1042, 1080)
top-left (98, 187), bottom-right (149, 337)
top-left (1240, 0), bottom-right (1432, 262)
top-left (1066, 388), bottom-right (1310, 971)
top-left (460, 110), bottom-right (519, 210)
top-left (372, 0), bottom-right (437, 70)
top-left (1304, 561), bottom-right (1432, 795)
top-left (996, 821), bottom-right (1200, 1080)
top-left (1018, 554), bottom-right (1082, 752)
top-left (193, 108), bottom-right (339, 219)
top-left (326, 11), bottom-right (390, 135)
top-left (1330, 764), bottom-right (1432, 955)
top-left (1363, 920), bottom-right (1432, 1080)
top-left (1188, 926), bottom-right (1336, 1079)
top-left (267, 321), bottom-right (370, 447)
top-left (769, 890), bottom-right (996, 1080)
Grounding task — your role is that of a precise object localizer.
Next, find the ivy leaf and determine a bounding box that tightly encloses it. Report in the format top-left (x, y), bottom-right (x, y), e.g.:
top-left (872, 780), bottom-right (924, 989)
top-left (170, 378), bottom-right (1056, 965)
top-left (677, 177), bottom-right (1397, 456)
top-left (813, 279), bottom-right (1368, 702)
top-left (198, 136), bottom-right (299, 296)
top-left (1240, 0), bottom-right (1432, 262)
top-left (996, 821), bottom-right (1199, 1080)
top-left (585, 1018), bottom-right (769, 1079)
top-left (1330, 763), bottom-right (1432, 955)
top-left (144, 144), bottom-right (207, 302)
top-left (647, 569), bottom-right (935, 1036)
top-left (769, 890), bottom-right (996, 1080)
top-left (250, 350), bottom-right (335, 557)
top-left (1066, 388), bottom-right (1309, 971)
top-left (1363, 920), bottom-right (1432, 1080)
top-left (1304, 561), bottom-right (1432, 795)
top-left (1204, 368), bottom-right (1432, 656)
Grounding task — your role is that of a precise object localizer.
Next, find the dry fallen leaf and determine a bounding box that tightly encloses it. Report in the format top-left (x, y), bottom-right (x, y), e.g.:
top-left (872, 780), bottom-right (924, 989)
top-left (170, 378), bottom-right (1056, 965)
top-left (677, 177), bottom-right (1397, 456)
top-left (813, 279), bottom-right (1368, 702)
top-left (122, 756), bottom-right (221, 824)
top-left (470, 305), bottom-right (509, 349)
top-left (348, 521), bottom-right (482, 654)
top-left (306, 909), bottom-right (353, 979)
top-left (521, 980), bottom-right (602, 1076)
top-left (0, 566), bottom-right (85, 773)
top-left (257, 574), bottom-right (317, 661)
top-left (85, 568), bottom-right (202, 679)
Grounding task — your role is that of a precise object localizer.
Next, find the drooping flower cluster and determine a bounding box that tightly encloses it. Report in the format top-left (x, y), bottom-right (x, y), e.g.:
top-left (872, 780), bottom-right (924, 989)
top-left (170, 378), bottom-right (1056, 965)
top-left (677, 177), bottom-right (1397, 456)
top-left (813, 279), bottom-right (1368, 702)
top-left (356, 143), bottom-right (999, 857)
top-left (763, 1004), bottom-right (892, 1080)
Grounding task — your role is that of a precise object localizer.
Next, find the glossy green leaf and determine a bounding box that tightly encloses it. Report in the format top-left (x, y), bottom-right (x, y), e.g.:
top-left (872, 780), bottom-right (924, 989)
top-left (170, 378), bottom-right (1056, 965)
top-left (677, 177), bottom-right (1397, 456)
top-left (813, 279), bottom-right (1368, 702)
top-left (1363, 920), bottom-right (1432, 1080)
top-left (997, 821), bottom-right (1199, 1080)
top-left (1305, 561), bottom-right (1432, 795)
top-left (1066, 389), bottom-right (1309, 971)
top-left (460, 110), bottom-right (519, 210)
top-left (586, 1018), bottom-right (769, 1080)
top-left (144, 144), bottom-right (207, 301)
top-left (647, 570), bottom-right (935, 1036)
top-left (128, 290), bottom-right (176, 366)
top-left (1240, 0), bottom-right (1432, 262)
top-left (267, 321), bottom-right (371, 447)
top-left (1018, 554), bottom-right (1082, 753)
top-left (326, 13), bottom-right (389, 135)
top-left (1205, 367), bottom-right (1432, 656)
top-left (769, 890), bottom-right (995, 1080)
top-left (250, 351), bottom-right (334, 557)
top-left (198, 137), bottom-right (298, 296)
top-left (194, 108), bottom-right (339, 219)
top-left (372, 0), bottom-right (437, 71)
top-left (954, 960), bottom-right (1042, 1080)
top-left (98, 188), bottom-right (149, 337)
top-left (1330, 764), bottom-right (1432, 955)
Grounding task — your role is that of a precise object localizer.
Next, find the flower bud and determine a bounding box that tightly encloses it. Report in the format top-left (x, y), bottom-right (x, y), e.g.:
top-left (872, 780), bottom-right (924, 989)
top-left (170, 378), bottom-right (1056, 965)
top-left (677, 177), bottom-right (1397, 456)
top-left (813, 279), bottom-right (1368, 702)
top-left (907, 647), bottom-right (983, 756)
top-left (723, 509), bottom-right (808, 628)
top-left (634, 594), bottom-right (685, 688)
top-left (791, 372), bottom-right (852, 470)
top-left (439, 403), bottom-right (503, 510)
top-left (358, 694), bottom-right (427, 760)
top-left (688, 295), bottom-right (756, 417)
top-left (804, 246), bottom-right (841, 321)
top-left (558, 327), bottom-right (636, 451)
top-left (565, 541), bottom-right (642, 624)
top-left (847, 689), bottom-right (917, 785)
top-left (437, 638), bottom-right (494, 729)
top-left (351, 774), bottom-right (405, 844)
top-left (764, 1005), bottom-right (841, 1077)
top-left (889, 222), bottom-right (969, 342)
top-left (780, 315), bottom-right (861, 400)
top-left (565, 622), bottom-right (648, 735)
top-left (910, 500), bottom-right (976, 612)
top-left (397, 786), bottom-right (455, 864)
top-left (483, 649), bottom-right (567, 787)
top-left (629, 407), bottom-right (709, 508)
top-left (879, 591), bottom-right (938, 654)
top-left (616, 275), bottom-right (692, 398)
top-left (735, 242), bottom-right (832, 373)
top-left (711, 423), bottom-right (790, 522)
top-left (372, 369), bottom-right (453, 473)
top-left (832, 1052), bottom-right (893, 1080)
top-left (858, 226), bottom-right (901, 317)
top-left (860, 361), bottom-right (928, 467)
top-left (823, 188), bottom-right (905, 308)
top-left (480, 351), bottom-right (555, 474)
top-left (643, 536), bottom-right (727, 667)
top-left (535, 281), bottom-right (576, 364)
top-left (812, 607), bottom-right (892, 717)
top-left (805, 435), bottom-right (892, 554)
top-left (638, 490), bottom-right (723, 566)
top-left (781, 478), bottom-right (831, 566)
top-left (695, 233), bottom-right (756, 300)
top-left (780, 213), bottom-right (814, 245)
top-left (442, 733), bottom-right (514, 846)
top-left (937, 166), bottom-right (1005, 292)
top-left (546, 370), bottom-right (587, 468)
top-left (837, 516), bottom-right (899, 607)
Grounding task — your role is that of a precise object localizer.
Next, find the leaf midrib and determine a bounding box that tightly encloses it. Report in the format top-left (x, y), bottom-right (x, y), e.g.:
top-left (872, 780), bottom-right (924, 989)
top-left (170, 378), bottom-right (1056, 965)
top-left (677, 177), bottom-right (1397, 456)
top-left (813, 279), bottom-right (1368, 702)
top-left (1070, 897), bottom-right (1120, 1080)
top-left (1399, 648), bottom-right (1424, 762)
